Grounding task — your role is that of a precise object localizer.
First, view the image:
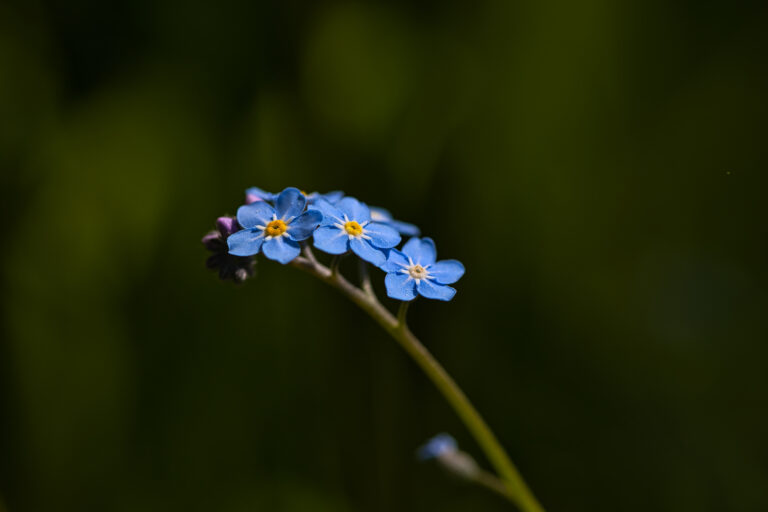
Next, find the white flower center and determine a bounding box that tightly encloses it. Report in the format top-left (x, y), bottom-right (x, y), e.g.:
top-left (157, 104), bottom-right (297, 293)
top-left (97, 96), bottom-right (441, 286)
top-left (408, 264), bottom-right (428, 280)
top-left (400, 257), bottom-right (434, 284)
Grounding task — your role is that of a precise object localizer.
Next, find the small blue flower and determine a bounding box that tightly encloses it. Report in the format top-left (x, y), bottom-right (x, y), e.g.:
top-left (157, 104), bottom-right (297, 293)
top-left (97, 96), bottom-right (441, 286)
top-left (310, 197), bottom-right (401, 267)
top-left (305, 190), bottom-right (344, 204)
top-left (369, 206), bottom-right (420, 236)
top-left (245, 186), bottom-right (276, 204)
top-left (418, 433), bottom-right (457, 461)
top-left (245, 187), bottom-right (343, 206)
top-left (382, 238), bottom-right (465, 301)
top-left (228, 187), bottom-right (323, 264)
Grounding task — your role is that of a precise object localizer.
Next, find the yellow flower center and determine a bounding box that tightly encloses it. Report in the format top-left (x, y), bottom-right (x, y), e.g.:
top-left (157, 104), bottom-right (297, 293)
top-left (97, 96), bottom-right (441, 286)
top-left (408, 264), bottom-right (428, 280)
top-left (265, 219), bottom-right (287, 237)
top-left (344, 220), bottom-right (363, 236)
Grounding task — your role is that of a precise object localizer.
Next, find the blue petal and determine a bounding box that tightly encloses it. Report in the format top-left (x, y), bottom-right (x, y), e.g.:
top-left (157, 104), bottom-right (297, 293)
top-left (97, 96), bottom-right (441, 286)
top-left (312, 225), bottom-right (349, 254)
top-left (237, 201), bottom-right (275, 229)
top-left (245, 186), bottom-right (275, 203)
top-left (389, 219), bottom-right (420, 236)
top-left (227, 229), bottom-right (264, 256)
top-left (429, 259), bottom-right (465, 285)
top-left (350, 237), bottom-right (386, 266)
top-left (309, 198), bottom-right (345, 226)
top-left (319, 190), bottom-right (344, 204)
top-left (261, 237), bottom-right (301, 264)
top-left (363, 222), bottom-right (401, 249)
top-left (417, 280), bottom-right (456, 301)
top-left (287, 210), bottom-right (322, 241)
top-left (336, 197), bottom-right (371, 223)
top-left (402, 237), bottom-right (437, 266)
top-left (382, 249), bottom-right (410, 273)
top-left (369, 206), bottom-right (393, 223)
top-left (275, 187), bottom-right (306, 220)
top-left (385, 273), bottom-right (417, 301)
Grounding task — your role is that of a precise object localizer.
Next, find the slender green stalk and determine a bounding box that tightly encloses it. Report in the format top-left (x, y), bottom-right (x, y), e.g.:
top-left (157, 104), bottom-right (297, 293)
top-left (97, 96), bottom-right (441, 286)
top-left (291, 251), bottom-right (545, 512)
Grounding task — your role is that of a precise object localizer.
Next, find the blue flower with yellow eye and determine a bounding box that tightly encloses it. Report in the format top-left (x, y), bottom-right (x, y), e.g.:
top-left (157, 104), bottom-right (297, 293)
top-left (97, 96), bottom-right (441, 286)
top-left (245, 187), bottom-right (342, 205)
top-left (228, 187), bottom-right (323, 264)
top-left (369, 206), bottom-right (420, 236)
top-left (383, 238), bottom-right (465, 301)
top-left (310, 197), bottom-right (401, 267)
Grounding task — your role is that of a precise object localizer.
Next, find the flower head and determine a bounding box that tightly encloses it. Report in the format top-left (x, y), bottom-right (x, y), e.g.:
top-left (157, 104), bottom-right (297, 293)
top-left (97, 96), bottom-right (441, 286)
top-left (417, 433), bottom-right (458, 461)
top-left (246, 187), bottom-right (343, 206)
top-left (369, 206), bottom-right (420, 236)
top-left (245, 186), bottom-right (276, 204)
top-left (227, 187), bottom-right (323, 264)
top-left (304, 190), bottom-right (344, 204)
top-left (202, 216), bottom-right (254, 282)
top-left (417, 433), bottom-right (480, 480)
top-left (310, 197), bottom-right (401, 267)
top-left (382, 237), bottom-right (465, 301)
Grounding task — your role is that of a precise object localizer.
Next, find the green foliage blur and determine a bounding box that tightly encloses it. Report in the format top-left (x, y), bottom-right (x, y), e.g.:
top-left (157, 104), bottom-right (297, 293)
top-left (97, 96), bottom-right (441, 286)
top-left (1, 0), bottom-right (767, 510)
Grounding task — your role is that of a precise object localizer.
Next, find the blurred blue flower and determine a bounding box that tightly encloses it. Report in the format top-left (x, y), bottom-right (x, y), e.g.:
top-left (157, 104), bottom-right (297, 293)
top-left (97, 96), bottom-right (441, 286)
top-left (418, 433), bottom-right (458, 460)
top-left (245, 186), bottom-right (276, 204)
top-left (369, 206), bottom-right (420, 236)
top-left (382, 238), bottom-right (465, 301)
top-left (305, 190), bottom-right (344, 204)
top-left (245, 187), bottom-right (343, 205)
top-left (311, 197), bottom-right (401, 267)
top-left (228, 187), bottom-right (322, 264)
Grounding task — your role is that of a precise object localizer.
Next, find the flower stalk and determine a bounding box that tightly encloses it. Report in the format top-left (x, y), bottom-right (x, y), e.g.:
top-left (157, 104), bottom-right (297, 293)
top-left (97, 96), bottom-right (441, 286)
top-left (291, 249), bottom-right (545, 512)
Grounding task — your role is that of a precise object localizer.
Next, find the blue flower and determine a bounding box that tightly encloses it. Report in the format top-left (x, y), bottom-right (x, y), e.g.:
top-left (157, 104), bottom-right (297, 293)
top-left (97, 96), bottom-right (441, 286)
top-left (305, 190), bottom-right (344, 204)
top-left (245, 187), bottom-right (343, 205)
top-left (417, 433), bottom-right (457, 461)
top-left (245, 186), bottom-right (276, 204)
top-left (369, 206), bottom-right (420, 236)
top-left (382, 238), bottom-right (465, 301)
top-left (310, 197), bottom-right (401, 267)
top-left (228, 187), bottom-right (323, 264)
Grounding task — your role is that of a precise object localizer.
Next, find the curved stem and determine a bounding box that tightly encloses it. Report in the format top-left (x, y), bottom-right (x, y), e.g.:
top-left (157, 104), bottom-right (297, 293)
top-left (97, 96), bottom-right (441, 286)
top-left (290, 256), bottom-right (544, 512)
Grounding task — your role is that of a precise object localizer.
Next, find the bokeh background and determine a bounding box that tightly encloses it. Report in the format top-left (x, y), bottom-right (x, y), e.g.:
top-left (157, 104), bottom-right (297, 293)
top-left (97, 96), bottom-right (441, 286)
top-left (2, 0), bottom-right (767, 510)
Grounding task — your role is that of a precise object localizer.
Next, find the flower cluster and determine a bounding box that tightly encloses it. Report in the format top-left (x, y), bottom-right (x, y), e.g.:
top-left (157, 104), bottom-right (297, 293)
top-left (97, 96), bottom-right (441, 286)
top-left (204, 186), bottom-right (465, 301)
top-left (201, 216), bottom-right (255, 283)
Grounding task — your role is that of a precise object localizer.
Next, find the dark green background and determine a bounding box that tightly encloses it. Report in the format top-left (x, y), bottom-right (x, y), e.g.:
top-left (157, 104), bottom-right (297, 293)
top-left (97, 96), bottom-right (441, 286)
top-left (1, 1), bottom-right (767, 510)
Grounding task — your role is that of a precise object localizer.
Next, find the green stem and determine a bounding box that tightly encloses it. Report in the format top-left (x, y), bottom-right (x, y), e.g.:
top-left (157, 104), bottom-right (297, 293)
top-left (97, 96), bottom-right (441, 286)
top-left (292, 252), bottom-right (545, 512)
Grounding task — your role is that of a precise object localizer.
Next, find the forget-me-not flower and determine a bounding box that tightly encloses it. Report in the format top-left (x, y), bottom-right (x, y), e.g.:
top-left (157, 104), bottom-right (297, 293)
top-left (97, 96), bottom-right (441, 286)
top-left (245, 186), bottom-right (276, 204)
top-left (246, 187), bottom-right (343, 206)
top-left (228, 187), bottom-right (322, 264)
top-left (311, 197), bottom-right (401, 267)
top-left (383, 237), bottom-right (465, 301)
top-left (417, 433), bottom-right (481, 480)
top-left (417, 433), bottom-right (458, 460)
top-left (369, 206), bottom-right (420, 236)
top-left (305, 190), bottom-right (344, 204)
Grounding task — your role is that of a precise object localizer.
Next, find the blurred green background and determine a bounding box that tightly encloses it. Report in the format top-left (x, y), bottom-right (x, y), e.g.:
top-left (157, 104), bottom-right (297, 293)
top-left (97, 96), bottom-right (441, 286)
top-left (1, 0), bottom-right (767, 510)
